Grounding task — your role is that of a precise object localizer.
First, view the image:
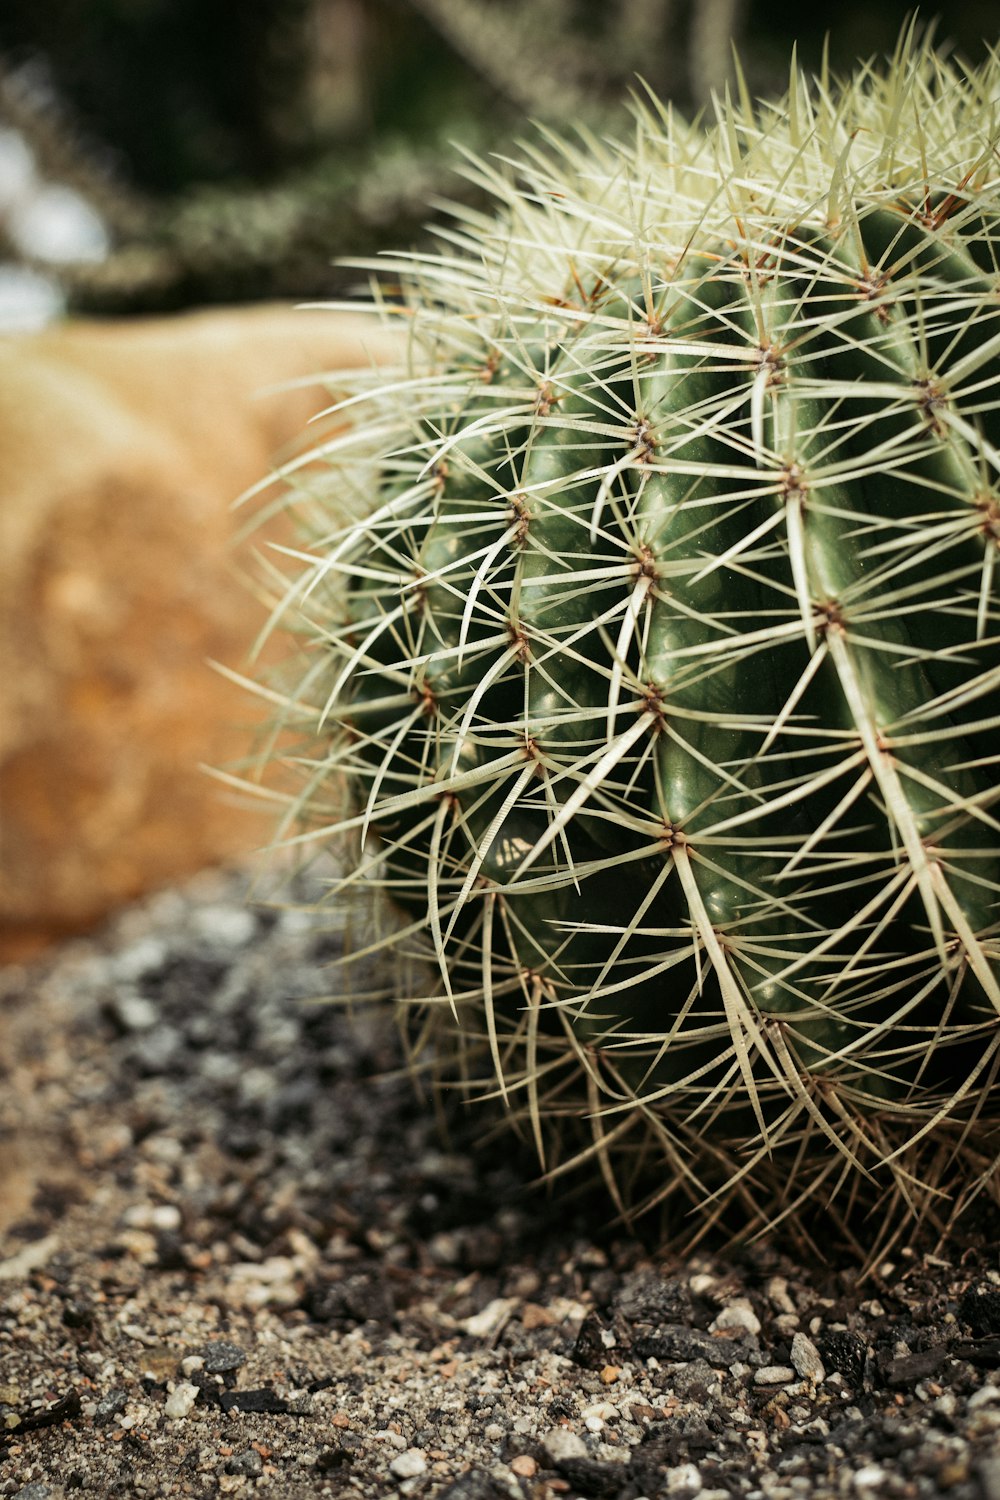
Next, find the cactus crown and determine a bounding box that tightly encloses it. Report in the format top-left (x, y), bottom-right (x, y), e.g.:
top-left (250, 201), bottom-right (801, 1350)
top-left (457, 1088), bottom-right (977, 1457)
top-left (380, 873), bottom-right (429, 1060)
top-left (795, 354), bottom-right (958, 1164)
top-left (251, 28), bottom-right (1000, 1255)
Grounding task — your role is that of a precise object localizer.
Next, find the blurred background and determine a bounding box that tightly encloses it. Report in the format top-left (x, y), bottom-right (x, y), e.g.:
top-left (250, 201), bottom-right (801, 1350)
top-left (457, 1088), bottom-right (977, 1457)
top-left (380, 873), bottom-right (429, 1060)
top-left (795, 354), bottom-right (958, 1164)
top-left (1, 1), bottom-right (997, 962)
top-left (1, 0), bottom-right (997, 329)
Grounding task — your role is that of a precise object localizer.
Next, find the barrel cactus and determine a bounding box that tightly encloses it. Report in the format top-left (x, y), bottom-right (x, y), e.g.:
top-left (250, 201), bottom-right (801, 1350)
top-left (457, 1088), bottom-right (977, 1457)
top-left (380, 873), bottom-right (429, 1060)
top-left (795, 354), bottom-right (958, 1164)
top-left (255, 30), bottom-right (1000, 1250)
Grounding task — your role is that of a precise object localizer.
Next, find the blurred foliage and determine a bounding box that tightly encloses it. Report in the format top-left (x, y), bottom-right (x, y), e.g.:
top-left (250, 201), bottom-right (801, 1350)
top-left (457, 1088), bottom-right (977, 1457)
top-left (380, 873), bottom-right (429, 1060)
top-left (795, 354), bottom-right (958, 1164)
top-left (0, 0), bottom-right (997, 313)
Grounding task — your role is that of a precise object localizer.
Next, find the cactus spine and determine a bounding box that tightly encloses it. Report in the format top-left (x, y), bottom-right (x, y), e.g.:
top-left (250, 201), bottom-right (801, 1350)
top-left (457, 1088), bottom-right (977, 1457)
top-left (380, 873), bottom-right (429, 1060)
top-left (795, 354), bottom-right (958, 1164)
top-left (258, 32), bottom-right (1000, 1247)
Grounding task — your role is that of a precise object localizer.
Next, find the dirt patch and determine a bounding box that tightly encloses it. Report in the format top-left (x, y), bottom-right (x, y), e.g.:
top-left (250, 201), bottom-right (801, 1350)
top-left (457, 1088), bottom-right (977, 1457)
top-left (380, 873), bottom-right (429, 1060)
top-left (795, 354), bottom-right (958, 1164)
top-left (0, 868), bottom-right (998, 1500)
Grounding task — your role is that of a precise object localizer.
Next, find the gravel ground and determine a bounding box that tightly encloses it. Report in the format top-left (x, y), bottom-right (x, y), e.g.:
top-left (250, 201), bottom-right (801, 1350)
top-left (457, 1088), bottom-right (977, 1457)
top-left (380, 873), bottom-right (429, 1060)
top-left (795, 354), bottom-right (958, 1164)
top-left (0, 866), bottom-right (998, 1500)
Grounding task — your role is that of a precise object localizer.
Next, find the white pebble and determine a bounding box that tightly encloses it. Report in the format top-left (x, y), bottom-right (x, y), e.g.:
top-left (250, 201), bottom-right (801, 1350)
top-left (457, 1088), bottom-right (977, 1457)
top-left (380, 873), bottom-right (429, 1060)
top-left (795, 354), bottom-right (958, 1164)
top-left (853, 1463), bottom-right (888, 1493)
top-left (542, 1427), bottom-right (589, 1462)
top-left (754, 1365), bottom-right (796, 1386)
top-left (164, 1383), bottom-right (200, 1419)
top-left (8, 183), bottom-right (108, 264)
top-left (191, 905), bottom-right (257, 948)
top-left (766, 1275), bottom-right (797, 1314)
top-left (115, 995), bottom-right (158, 1031)
top-left (790, 1332), bottom-right (825, 1383)
top-left (583, 1402), bottom-right (618, 1422)
top-left (113, 938), bottom-right (167, 981)
top-left (374, 1429), bottom-right (407, 1450)
top-left (585, 1415), bottom-right (604, 1433)
top-left (666, 1462), bottom-right (702, 1493)
top-left (464, 1297), bottom-right (517, 1338)
top-left (122, 1203), bottom-right (182, 1232)
top-left (389, 1449), bottom-right (427, 1479)
top-left (969, 1382), bottom-right (1000, 1411)
top-left (711, 1300), bottom-right (760, 1337)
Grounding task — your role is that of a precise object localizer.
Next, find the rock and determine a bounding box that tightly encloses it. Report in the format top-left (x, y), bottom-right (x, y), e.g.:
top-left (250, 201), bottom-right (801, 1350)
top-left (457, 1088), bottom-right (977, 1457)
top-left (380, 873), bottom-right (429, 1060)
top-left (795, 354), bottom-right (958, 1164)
top-left (631, 1325), bottom-right (742, 1367)
top-left (121, 1202), bottom-right (181, 1232)
top-left (225, 1449), bottom-right (264, 1477)
top-left (0, 306), bottom-right (398, 959)
top-left (710, 1300), bottom-right (761, 1337)
top-left (766, 1275), bottom-right (797, 1314)
top-left (665, 1464), bottom-right (702, 1495)
top-left (196, 1340), bottom-right (247, 1374)
top-left (110, 994), bottom-right (159, 1032)
top-left (540, 1427), bottom-right (589, 1463)
top-left (464, 1298), bottom-right (517, 1339)
top-left (93, 1387), bottom-right (128, 1424)
top-left (389, 1448), bottom-right (428, 1479)
top-left (968, 1383), bottom-right (1000, 1412)
top-left (164, 1381), bottom-right (200, 1418)
top-left (790, 1332), bottom-right (826, 1383)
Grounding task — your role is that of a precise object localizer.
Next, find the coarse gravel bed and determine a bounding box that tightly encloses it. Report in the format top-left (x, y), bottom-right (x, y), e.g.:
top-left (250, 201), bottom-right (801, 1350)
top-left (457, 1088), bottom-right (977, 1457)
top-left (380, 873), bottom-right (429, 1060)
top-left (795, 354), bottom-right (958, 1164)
top-left (0, 865), bottom-right (998, 1500)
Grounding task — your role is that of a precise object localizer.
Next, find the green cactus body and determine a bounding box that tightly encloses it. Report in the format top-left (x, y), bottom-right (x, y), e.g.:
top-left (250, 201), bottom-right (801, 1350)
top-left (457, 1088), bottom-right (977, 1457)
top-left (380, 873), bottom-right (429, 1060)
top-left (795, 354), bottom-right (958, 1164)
top-left (263, 35), bottom-right (1000, 1242)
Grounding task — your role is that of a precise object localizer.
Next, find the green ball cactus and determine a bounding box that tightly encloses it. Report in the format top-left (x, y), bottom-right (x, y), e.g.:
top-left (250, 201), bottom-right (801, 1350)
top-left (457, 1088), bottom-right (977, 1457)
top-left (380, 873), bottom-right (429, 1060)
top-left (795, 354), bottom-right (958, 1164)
top-left (257, 30), bottom-right (1000, 1249)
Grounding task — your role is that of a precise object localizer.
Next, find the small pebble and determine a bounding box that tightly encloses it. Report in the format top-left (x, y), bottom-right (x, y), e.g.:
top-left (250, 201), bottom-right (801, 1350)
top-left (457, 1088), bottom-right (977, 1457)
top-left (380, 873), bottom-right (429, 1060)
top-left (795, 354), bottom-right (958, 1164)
top-left (375, 1429), bottom-right (408, 1450)
top-left (122, 1203), bottom-right (182, 1232)
top-left (464, 1298), bottom-right (517, 1338)
top-left (711, 1300), bottom-right (761, 1337)
top-left (542, 1427), bottom-right (588, 1463)
top-left (790, 1332), bottom-right (825, 1383)
top-left (666, 1462), bottom-right (702, 1494)
top-left (754, 1365), bottom-right (796, 1386)
top-left (197, 1340), bottom-right (247, 1374)
top-left (131, 1024), bottom-right (183, 1074)
top-left (766, 1276), bottom-right (797, 1314)
top-left (225, 1449), bottom-right (264, 1478)
top-left (191, 905), bottom-right (257, 948)
top-left (510, 1455), bottom-right (537, 1478)
top-left (112, 994), bottom-right (158, 1031)
top-left (113, 938), bottom-right (167, 982)
top-left (583, 1402), bottom-right (618, 1422)
top-left (389, 1448), bottom-right (427, 1479)
top-left (94, 1387), bottom-right (129, 1425)
top-left (164, 1382), bottom-right (200, 1418)
top-left (62, 1298), bottom-right (94, 1329)
top-left (969, 1383), bottom-right (1000, 1411)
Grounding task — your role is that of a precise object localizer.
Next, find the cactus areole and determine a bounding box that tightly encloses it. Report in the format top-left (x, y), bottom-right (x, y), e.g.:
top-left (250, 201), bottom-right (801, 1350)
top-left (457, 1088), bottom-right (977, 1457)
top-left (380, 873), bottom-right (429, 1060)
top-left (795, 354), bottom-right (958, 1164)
top-left (258, 34), bottom-right (1000, 1246)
